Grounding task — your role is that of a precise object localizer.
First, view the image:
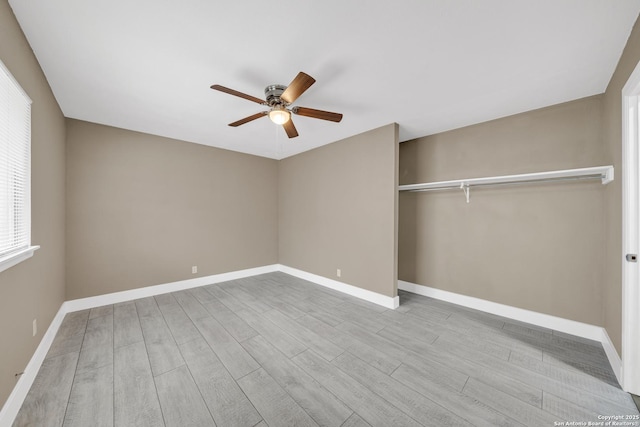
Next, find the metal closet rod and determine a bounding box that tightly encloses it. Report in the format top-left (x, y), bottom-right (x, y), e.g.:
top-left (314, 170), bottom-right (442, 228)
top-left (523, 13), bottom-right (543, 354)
top-left (397, 165), bottom-right (614, 203)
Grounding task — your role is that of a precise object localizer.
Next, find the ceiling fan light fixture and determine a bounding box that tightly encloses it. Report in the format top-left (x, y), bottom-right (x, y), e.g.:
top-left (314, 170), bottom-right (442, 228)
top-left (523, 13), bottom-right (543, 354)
top-left (269, 107), bottom-right (290, 125)
top-left (211, 72), bottom-right (342, 138)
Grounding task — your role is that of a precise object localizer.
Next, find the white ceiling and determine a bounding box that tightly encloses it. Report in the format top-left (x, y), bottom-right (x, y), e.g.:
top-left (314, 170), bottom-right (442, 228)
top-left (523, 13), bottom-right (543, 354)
top-left (8, 1), bottom-right (640, 159)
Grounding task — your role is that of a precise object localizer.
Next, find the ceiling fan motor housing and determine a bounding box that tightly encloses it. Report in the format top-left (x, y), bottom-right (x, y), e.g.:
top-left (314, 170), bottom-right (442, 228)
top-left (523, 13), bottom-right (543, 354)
top-left (265, 84), bottom-right (287, 106)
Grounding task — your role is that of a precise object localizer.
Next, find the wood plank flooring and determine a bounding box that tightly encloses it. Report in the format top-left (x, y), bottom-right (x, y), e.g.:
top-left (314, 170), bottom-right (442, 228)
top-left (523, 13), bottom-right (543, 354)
top-left (13, 272), bottom-right (640, 426)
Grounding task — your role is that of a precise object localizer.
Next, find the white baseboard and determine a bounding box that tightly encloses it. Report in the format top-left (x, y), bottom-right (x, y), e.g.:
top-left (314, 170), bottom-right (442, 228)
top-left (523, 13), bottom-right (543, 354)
top-left (601, 328), bottom-right (623, 384)
top-left (0, 304), bottom-right (66, 427)
top-left (278, 265), bottom-right (399, 309)
top-left (64, 264), bottom-right (280, 312)
top-left (398, 280), bottom-right (622, 383)
top-left (63, 264), bottom-right (397, 313)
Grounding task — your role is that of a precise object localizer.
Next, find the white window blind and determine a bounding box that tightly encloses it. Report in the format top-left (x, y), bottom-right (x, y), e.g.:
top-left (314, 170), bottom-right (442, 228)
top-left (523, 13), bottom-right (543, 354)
top-left (0, 60), bottom-right (32, 261)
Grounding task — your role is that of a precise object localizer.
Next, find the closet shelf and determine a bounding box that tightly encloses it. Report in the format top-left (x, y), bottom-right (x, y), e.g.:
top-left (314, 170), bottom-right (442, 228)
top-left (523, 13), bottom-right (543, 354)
top-left (398, 165), bottom-right (614, 203)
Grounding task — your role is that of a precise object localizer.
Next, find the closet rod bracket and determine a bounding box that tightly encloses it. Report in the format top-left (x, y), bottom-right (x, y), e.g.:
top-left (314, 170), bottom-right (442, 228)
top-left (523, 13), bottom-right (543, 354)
top-left (460, 183), bottom-right (470, 203)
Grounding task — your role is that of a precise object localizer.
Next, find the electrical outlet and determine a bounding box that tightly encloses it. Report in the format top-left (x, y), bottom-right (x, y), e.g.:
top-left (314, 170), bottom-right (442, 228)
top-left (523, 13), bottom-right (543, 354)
top-left (337, 268), bottom-right (341, 278)
top-left (192, 266), bottom-right (197, 274)
top-left (32, 319), bottom-right (37, 337)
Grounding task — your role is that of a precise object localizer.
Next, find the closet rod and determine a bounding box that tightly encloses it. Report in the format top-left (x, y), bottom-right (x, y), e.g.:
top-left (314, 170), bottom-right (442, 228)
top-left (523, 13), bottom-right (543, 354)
top-left (398, 165), bottom-right (614, 193)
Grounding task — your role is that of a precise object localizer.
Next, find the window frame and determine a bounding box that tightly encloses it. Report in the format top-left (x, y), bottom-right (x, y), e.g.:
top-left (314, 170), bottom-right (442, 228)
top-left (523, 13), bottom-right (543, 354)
top-left (0, 59), bottom-right (38, 274)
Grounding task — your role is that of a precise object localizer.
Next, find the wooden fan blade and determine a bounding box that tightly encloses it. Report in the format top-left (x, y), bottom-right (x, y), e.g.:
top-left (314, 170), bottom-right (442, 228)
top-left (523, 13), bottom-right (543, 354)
top-left (292, 106), bottom-right (343, 122)
top-left (211, 84), bottom-right (265, 105)
top-left (280, 72), bottom-right (316, 104)
top-left (283, 118), bottom-right (299, 138)
top-left (229, 112), bottom-right (267, 127)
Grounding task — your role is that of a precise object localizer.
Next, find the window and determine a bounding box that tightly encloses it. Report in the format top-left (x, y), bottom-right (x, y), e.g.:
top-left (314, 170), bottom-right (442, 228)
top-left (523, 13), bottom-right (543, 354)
top-left (0, 59), bottom-right (37, 273)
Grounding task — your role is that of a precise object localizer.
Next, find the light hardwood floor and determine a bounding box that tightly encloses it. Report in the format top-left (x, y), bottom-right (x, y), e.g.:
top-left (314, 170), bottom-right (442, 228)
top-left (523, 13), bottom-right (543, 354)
top-left (13, 272), bottom-right (640, 426)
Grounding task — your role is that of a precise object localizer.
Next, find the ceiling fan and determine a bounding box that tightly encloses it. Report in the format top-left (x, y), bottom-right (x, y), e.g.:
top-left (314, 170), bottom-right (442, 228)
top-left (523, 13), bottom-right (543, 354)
top-left (210, 72), bottom-right (343, 139)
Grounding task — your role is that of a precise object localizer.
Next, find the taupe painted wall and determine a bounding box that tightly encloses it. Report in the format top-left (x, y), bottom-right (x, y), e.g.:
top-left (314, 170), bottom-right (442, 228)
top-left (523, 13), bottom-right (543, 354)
top-left (0, 1), bottom-right (67, 406)
top-left (66, 119), bottom-right (278, 299)
top-left (602, 16), bottom-right (640, 353)
top-left (279, 124), bottom-right (399, 298)
top-left (399, 96), bottom-right (607, 326)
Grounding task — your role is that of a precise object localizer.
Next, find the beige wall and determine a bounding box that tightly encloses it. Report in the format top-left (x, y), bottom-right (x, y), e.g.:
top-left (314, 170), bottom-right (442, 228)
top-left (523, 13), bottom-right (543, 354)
top-left (0, 1), bottom-right (67, 407)
top-left (66, 119), bottom-right (278, 299)
top-left (399, 96), bottom-right (607, 326)
top-left (602, 16), bottom-right (640, 353)
top-left (279, 124), bottom-right (399, 298)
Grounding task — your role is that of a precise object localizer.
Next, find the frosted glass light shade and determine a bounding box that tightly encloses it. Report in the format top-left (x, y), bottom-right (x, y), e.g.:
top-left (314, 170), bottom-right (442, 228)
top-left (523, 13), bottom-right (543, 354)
top-left (269, 107), bottom-right (290, 124)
